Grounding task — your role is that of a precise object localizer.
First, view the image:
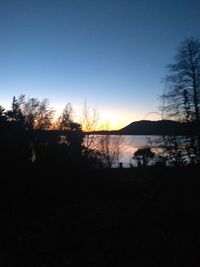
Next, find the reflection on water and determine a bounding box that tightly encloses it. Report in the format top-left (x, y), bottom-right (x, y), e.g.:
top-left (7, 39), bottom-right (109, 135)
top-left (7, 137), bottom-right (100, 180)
top-left (86, 134), bottom-right (200, 167)
top-left (86, 135), bottom-right (161, 168)
top-left (117, 135), bottom-right (161, 167)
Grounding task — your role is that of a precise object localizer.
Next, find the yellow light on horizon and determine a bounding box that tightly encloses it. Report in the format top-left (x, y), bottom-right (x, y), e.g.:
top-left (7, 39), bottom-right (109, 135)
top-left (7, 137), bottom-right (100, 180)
top-left (53, 102), bottom-right (162, 131)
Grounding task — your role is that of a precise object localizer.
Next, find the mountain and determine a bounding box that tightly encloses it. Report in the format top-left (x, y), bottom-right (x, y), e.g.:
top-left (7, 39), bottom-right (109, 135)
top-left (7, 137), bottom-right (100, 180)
top-left (118, 120), bottom-right (197, 135)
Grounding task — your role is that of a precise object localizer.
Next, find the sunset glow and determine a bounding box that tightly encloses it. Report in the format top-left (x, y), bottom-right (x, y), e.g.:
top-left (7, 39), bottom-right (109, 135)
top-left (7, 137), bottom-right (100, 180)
top-left (1, 0), bottom-right (200, 129)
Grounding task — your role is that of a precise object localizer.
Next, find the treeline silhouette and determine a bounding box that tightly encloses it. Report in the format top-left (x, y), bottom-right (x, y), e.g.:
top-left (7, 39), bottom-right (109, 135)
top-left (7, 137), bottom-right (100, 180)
top-left (1, 93), bottom-right (200, 171)
top-left (0, 95), bottom-right (104, 171)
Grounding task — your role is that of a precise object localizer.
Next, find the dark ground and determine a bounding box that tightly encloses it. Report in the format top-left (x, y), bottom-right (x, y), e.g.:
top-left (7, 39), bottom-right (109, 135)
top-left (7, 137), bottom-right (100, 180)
top-left (0, 166), bottom-right (200, 266)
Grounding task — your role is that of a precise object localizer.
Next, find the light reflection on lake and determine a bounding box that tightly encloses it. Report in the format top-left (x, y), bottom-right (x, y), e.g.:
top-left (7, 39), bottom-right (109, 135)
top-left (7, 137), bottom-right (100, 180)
top-left (86, 135), bottom-right (161, 168)
top-left (117, 135), bottom-right (161, 167)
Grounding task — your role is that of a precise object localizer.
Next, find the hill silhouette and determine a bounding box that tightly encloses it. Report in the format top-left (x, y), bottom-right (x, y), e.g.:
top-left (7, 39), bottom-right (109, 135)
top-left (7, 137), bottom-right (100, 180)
top-left (88, 120), bottom-right (198, 135)
top-left (118, 120), bottom-right (198, 135)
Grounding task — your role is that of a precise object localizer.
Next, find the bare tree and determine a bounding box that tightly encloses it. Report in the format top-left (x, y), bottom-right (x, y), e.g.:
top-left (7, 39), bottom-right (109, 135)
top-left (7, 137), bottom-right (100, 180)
top-left (161, 38), bottom-right (200, 163)
top-left (162, 38), bottom-right (200, 122)
top-left (79, 105), bottom-right (124, 168)
top-left (97, 134), bottom-right (124, 168)
top-left (80, 102), bottom-right (100, 157)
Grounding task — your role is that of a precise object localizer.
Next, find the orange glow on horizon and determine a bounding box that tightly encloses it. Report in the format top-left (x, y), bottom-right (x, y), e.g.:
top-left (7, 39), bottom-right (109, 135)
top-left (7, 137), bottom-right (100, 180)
top-left (52, 103), bottom-right (162, 131)
top-left (94, 110), bottom-right (162, 131)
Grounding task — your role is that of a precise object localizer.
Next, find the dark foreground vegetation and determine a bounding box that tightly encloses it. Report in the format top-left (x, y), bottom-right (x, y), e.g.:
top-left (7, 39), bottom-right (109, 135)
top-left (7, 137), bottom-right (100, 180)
top-left (1, 166), bottom-right (200, 266)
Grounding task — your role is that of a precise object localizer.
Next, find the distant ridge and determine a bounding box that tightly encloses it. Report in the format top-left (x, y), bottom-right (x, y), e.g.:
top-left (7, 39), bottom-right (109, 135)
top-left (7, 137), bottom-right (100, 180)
top-left (118, 120), bottom-right (198, 135)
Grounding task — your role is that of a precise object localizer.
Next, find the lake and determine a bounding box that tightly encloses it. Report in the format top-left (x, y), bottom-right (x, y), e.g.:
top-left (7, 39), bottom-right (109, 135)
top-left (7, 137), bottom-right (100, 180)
top-left (117, 135), bottom-right (162, 167)
top-left (85, 135), bottom-right (162, 167)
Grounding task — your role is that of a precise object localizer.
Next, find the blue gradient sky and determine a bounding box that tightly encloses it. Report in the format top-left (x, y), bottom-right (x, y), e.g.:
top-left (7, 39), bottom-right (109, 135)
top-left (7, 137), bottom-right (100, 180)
top-left (0, 0), bottom-right (200, 129)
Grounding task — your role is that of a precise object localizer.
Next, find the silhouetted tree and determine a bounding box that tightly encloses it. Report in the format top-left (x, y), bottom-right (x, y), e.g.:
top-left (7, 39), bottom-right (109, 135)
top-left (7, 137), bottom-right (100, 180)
top-left (97, 134), bottom-right (124, 168)
top-left (0, 105), bottom-right (6, 124)
top-left (133, 147), bottom-right (155, 167)
top-left (5, 95), bottom-right (55, 166)
top-left (65, 122), bottom-right (84, 163)
top-left (1, 96), bottom-right (118, 170)
top-left (22, 97), bottom-right (40, 130)
top-left (57, 103), bottom-right (73, 130)
top-left (35, 98), bottom-right (54, 130)
top-left (6, 96), bottom-right (25, 124)
top-left (162, 38), bottom-right (200, 122)
top-left (1, 98), bottom-right (32, 167)
top-left (161, 38), bottom-right (200, 163)
top-left (80, 102), bottom-right (100, 155)
top-left (9, 95), bottom-right (55, 130)
top-left (34, 102), bottom-right (84, 168)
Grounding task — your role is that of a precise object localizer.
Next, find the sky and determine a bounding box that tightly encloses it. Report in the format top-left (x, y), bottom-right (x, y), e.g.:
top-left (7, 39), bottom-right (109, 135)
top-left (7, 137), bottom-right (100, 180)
top-left (0, 0), bottom-right (200, 129)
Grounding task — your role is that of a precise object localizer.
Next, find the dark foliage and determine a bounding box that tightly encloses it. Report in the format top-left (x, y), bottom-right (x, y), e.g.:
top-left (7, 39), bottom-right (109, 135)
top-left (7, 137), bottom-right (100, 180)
top-left (133, 147), bottom-right (155, 167)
